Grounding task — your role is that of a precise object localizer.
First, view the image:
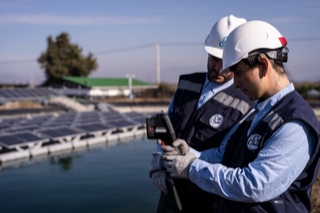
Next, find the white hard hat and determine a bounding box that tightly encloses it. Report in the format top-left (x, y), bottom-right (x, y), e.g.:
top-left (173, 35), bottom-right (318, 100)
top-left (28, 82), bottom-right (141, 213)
top-left (220, 21), bottom-right (288, 74)
top-left (204, 15), bottom-right (247, 59)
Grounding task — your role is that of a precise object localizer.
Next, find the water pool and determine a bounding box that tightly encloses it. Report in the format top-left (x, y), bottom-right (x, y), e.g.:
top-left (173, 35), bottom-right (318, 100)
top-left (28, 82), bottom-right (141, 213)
top-left (0, 138), bottom-right (160, 213)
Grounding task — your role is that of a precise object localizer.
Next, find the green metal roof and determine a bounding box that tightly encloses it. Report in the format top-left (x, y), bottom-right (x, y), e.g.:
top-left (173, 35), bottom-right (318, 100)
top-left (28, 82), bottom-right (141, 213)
top-left (63, 77), bottom-right (152, 87)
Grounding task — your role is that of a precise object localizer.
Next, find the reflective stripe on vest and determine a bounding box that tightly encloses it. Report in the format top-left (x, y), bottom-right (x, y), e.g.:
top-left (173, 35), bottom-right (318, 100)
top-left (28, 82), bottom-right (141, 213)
top-left (178, 80), bottom-right (203, 93)
top-left (263, 110), bottom-right (284, 131)
top-left (214, 92), bottom-right (251, 115)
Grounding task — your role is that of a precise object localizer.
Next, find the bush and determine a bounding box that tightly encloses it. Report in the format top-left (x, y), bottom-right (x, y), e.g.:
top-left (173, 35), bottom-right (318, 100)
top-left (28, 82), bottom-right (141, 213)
top-left (139, 83), bottom-right (177, 99)
top-left (295, 82), bottom-right (320, 98)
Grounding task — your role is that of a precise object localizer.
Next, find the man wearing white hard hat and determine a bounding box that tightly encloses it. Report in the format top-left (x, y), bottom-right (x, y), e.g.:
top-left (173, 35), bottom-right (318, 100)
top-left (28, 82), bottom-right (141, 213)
top-left (149, 15), bottom-right (255, 213)
top-left (161, 20), bottom-right (320, 213)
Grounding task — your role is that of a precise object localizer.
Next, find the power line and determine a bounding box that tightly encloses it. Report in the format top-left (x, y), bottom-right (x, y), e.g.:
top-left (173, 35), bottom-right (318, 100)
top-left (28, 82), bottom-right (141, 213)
top-left (0, 43), bottom-right (156, 64)
top-left (289, 37), bottom-right (320, 42)
top-left (94, 43), bottom-right (155, 55)
top-left (0, 37), bottom-right (319, 65)
top-left (0, 59), bottom-right (35, 64)
top-left (161, 42), bottom-right (202, 46)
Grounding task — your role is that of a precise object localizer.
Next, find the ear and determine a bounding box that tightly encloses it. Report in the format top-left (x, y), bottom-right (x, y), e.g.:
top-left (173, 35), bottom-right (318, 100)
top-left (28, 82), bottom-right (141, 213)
top-left (259, 57), bottom-right (269, 78)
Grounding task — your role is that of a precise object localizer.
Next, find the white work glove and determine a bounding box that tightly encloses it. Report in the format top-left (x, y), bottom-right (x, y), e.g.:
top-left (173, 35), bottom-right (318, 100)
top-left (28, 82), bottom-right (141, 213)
top-left (151, 170), bottom-right (168, 195)
top-left (162, 153), bottom-right (197, 179)
top-left (149, 152), bottom-right (165, 177)
top-left (160, 139), bottom-right (190, 156)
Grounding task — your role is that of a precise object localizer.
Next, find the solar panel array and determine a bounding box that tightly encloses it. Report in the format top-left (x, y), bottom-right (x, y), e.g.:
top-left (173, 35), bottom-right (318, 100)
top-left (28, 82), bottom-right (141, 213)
top-left (0, 111), bottom-right (150, 149)
top-left (0, 88), bottom-right (58, 102)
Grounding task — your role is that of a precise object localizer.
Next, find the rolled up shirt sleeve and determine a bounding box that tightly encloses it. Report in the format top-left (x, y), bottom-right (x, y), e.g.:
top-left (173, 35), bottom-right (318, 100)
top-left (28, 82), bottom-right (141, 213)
top-left (189, 120), bottom-right (316, 202)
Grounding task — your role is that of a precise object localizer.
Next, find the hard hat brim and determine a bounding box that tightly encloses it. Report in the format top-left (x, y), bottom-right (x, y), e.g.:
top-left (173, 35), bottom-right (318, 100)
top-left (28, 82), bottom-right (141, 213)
top-left (219, 67), bottom-right (231, 74)
top-left (219, 57), bottom-right (242, 75)
top-left (205, 46), bottom-right (223, 59)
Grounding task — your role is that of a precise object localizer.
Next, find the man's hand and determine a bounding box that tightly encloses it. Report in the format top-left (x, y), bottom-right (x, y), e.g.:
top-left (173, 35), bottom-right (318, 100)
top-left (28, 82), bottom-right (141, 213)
top-left (162, 153), bottom-right (197, 179)
top-left (151, 170), bottom-right (168, 195)
top-left (161, 139), bottom-right (190, 155)
top-left (149, 152), bottom-right (165, 177)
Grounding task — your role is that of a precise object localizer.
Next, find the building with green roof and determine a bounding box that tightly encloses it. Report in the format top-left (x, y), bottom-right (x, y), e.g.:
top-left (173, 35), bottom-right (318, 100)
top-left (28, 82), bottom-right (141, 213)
top-left (50, 77), bottom-right (157, 98)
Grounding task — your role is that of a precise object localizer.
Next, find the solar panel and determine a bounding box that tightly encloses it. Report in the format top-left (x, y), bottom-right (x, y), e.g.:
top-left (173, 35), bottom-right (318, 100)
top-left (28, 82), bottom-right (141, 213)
top-left (27, 90), bottom-right (39, 96)
top-left (29, 116), bottom-right (52, 121)
top-left (39, 129), bottom-right (61, 137)
top-left (15, 133), bottom-right (43, 141)
top-left (0, 125), bottom-right (11, 130)
top-left (55, 116), bottom-right (75, 120)
top-left (76, 118), bottom-right (101, 123)
top-left (50, 118), bottom-right (74, 123)
top-left (6, 125), bottom-right (40, 133)
top-left (35, 89), bottom-right (47, 96)
top-left (76, 123), bottom-right (115, 133)
top-left (78, 111), bottom-right (100, 118)
top-left (130, 117), bottom-right (146, 124)
top-left (58, 128), bottom-right (79, 135)
top-left (78, 117), bottom-right (100, 121)
top-left (0, 135), bottom-right (24, 146)
top-left (102, 111), bottom-right (122, 116)
top-left (0, 88), bottom-right (58, 101)
top-left (38, 125), bottom-right (70, 131)
top-left (39, 127), bottom-right (81, 139)
top-left (124, 112), bottom-right (144, 117)
top-left (0, 132), bottom-right (45, 148)
top-left (78, 111), bottom-right (100, 116)
top-left (104, 115), bottom-right (125, 121)
top-left (18, 90), bottom-right (30, 96)
top-left (52, 121), bottom-right (73, 125)
top-left (78, 113), bottom-right (100, 117)
top-left (51, 119), bottom-right (74, 123)
top-left (19, 122), bottom-right (42, 126)
top-left (42, 123), bottom-right (72, 128)
top-left (107, 119), bottom-right (137, 128)
top-left (1, 118), bottom-right (22, 124)
top-left (8, 90), bottom-right (19, 97)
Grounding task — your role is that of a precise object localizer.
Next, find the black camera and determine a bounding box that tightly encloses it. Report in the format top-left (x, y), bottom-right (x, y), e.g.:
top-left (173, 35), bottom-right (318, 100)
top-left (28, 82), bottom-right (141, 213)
top-left (146, 112), bottom-right (176, 146)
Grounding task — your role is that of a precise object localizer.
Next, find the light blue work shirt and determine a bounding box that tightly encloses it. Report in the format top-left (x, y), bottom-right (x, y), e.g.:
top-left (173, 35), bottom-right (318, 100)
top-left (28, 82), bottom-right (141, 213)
top-left (157, 74), bottom-right (234, 153)
top-left (189, 83), bottom-right (317, 202)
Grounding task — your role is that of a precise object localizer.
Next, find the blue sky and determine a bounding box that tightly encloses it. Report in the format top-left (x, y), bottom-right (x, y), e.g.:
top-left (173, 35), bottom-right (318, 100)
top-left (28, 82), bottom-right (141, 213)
top-left (0, 0), bottom-right (319, 85)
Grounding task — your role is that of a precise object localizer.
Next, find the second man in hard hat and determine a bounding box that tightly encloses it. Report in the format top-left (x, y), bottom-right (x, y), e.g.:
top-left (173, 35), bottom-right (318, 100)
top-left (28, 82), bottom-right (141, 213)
top-left (149, 15), bottom-right (255, 213)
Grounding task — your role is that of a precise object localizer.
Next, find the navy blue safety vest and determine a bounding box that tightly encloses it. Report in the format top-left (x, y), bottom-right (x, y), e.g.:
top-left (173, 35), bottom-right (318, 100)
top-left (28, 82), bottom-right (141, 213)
top-left (171, 72), bottom-right (255, 151)
top-left (213, 90), bottom-right (320, 213)
top-left (165, 72), bottom-right (255, 212)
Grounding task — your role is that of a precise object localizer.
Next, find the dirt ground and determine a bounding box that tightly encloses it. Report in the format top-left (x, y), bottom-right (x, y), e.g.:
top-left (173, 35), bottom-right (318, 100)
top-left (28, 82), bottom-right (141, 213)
top-left (0, 100), bottom-right (44, 109)
top-left (310, 115), bottom-right (320, 213)
top-left (311, 114), bottom-right (320, 212)
top-left (311, 172), bottom-right (320, 212)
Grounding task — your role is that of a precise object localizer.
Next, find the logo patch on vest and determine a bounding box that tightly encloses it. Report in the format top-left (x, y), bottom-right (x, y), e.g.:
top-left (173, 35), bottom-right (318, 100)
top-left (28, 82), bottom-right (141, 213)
top-left (209, 114), bottom-right (224, 129)
top-left (247, 134), bottom-right (262, 150)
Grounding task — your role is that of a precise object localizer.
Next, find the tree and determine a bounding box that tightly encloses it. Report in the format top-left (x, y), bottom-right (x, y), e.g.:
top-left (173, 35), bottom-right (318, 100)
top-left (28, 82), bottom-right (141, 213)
top-left (38, 32), bottom-right (98, 79)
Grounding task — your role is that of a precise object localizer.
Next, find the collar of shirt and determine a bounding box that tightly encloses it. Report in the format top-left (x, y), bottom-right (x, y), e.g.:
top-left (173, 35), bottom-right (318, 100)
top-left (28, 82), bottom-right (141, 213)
top-left (248, 83), bottom-right (295, 136)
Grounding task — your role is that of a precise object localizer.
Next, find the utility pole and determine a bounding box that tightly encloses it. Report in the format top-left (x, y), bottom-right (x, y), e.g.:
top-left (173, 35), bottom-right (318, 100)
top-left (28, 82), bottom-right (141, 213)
top-left (156, 43), bottom-right (160, 85)
top-left (126, 73), bottom-right (136, 99)
top-left (30, 64), bottom-right (34, 88)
